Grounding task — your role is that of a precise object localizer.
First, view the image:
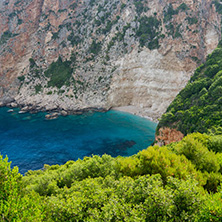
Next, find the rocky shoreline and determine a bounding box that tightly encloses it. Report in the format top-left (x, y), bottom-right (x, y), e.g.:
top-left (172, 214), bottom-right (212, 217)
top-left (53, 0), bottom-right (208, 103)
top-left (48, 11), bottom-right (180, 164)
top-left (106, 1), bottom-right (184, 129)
top-left (0, 100), bottom-right (157, 122)
top-left (0, 100), bottom-right (108, 120)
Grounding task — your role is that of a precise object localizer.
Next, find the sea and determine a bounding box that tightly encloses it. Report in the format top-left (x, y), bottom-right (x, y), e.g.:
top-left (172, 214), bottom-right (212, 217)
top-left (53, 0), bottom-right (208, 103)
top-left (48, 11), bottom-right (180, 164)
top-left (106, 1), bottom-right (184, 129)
top-left (0, 107), bottom-right (157, 174)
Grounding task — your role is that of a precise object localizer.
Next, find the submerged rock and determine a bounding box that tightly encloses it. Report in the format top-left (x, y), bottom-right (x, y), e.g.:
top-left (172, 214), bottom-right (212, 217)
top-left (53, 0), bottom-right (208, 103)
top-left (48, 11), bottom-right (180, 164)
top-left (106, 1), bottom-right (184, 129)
top-left (45, 113), bottom-right (59, 120)
top-left (19, 110), bottom-right (27, 114)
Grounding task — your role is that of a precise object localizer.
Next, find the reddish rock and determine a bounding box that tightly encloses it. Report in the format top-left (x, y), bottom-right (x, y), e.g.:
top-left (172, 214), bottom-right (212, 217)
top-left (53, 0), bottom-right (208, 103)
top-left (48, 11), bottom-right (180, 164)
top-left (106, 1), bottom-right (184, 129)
top-left (155, 127), bottom-right (184, 146)
top-left (0, 0), bottom-right (221, 119)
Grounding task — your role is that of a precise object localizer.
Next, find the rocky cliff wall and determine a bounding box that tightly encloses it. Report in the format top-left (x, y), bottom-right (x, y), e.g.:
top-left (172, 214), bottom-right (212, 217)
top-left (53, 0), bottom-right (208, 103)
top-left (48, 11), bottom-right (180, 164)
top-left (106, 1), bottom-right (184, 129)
top-left (0, 0), bottom-right (221, 120)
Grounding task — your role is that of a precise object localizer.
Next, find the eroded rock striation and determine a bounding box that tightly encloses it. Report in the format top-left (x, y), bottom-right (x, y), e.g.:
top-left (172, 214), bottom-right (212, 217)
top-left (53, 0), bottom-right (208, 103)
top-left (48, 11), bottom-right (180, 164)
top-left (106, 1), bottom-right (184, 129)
top-left (0, 0), bottom-right (221, 120)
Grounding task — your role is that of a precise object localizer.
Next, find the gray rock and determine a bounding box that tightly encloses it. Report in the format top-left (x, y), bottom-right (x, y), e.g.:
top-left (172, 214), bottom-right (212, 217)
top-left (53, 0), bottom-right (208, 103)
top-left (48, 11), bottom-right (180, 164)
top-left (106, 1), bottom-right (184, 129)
top-left (21, 106), bottom-right (29, 111)
top-left (45, 112), bottom-right (59, 120)
top-left (19, 110), bottom-right (27, 114)
top-left (10, 102), bottom-right (17, 108)
top-left (61, 110), bottom-right (68, 116)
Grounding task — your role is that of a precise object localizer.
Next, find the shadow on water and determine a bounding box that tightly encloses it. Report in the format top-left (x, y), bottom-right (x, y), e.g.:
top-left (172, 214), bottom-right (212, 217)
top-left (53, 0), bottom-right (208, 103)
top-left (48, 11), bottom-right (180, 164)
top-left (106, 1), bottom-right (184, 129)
top-left (85, 139), bottom-right (137, 157)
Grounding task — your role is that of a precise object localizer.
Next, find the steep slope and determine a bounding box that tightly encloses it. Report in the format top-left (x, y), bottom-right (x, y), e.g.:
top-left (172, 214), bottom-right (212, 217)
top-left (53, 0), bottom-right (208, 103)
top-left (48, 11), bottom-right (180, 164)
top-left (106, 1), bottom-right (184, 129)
top-left (156, 43), bottom-right (222, 144)
top-left (0, 0), bottom-right (221, 120)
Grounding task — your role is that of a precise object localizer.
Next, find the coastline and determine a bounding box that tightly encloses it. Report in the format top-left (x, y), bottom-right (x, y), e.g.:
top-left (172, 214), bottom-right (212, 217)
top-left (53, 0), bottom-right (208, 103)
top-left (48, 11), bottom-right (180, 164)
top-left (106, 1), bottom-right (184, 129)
top-left (111, 106), bottom-right (159, 123)
top-left (0, 101), bottom-right (158, 123)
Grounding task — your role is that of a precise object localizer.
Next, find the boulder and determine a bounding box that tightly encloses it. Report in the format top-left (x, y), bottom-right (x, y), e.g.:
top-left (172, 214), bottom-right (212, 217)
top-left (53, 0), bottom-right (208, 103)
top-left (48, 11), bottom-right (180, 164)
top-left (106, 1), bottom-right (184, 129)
top-left (45, 113), bottom-right (59, 120)
top-left (21, 106), bottom-right (29, 111)
top-left (10, 102), bottom-right (17, 108)
top-left (19, 110), bottom-right (27, 114)
top-left (61, 110), bottom-right (68, 116)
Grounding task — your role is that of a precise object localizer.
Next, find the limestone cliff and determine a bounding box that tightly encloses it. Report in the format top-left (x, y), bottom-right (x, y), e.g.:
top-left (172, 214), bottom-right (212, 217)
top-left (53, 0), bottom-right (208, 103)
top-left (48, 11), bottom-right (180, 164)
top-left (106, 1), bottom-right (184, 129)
top-left (0, 0), bottom-right (221, 120)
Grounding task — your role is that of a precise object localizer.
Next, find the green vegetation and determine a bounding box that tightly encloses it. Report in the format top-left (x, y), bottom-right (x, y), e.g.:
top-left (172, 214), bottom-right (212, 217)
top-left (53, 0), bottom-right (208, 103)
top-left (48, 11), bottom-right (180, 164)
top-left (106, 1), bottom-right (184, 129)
top-left (121, 3), bottom-right (126, 10)
top-left (165, 23), bottom-right (174, 36)
top-left (136, 16), bottom-right (160, 49)
top-left (213, 0), bottom-right (222, 14)
top-left (164, 3), bottom-right (189, 23)
top-left (102, 20), bottom-right (113, 34)
top-left (70, 2), bottom-right (78, 10)
top-left (88, 40), bottom-right (102, 55)
top-left (177, 3), bottom-right (189, 11)
top-left (1, 133), bottom-right (222, 221)
top-left (186, 16), bottom-right (198, 25)
top-left (0, 156), bottom-right (47, 221)
top-left (133, 0), bottom-right (149, 15)
top-left (44, 57), bottom-right (73, 88)
top-left (0, 30), bottom-right (18, 45)
top-left (35, 84), bottom-right (42, 94)
top-left (18, 18), bottom-right (23, 25)
top-left (89, 0), bottom-right (96, 7)
top-left (163, 3), bottom-right (190, 38)
top-left (174, 24), bottom-right (182, 38)
top-left (157, 44), bottom-right (222, 135)
top-left (163, 3), bottom-right (177, 23)
top-left (2, 1), bottom-right (222, 221)
top-left (29, 58), bottom-right (36, 69)
top-left (17, 75), bottom-right (25, 82)
top-left (52, 32), bottom-right (59, 40)
top-left (67, 32), bottom-right (81, 46)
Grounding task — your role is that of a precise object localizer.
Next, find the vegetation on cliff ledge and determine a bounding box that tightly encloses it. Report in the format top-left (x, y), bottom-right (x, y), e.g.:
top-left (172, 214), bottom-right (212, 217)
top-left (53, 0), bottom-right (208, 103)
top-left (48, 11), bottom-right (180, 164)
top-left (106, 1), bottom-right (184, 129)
top-left (44, 57), bottom-right (73, 88)
top-left (157, 43), bottom-right (222, 135)
top-left (1, 133), bottom-right (222, 221)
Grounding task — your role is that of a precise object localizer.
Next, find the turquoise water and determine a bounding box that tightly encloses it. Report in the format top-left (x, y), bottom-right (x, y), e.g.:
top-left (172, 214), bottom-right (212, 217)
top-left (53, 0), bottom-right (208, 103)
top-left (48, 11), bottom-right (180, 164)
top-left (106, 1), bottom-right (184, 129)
top-left (0, 107), bottom-right (157, 174)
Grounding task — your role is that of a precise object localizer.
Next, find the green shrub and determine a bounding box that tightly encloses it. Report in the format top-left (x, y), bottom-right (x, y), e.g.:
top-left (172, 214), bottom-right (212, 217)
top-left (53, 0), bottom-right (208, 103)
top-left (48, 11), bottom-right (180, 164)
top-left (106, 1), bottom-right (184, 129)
top-left (167, 177), bottom-right (204, 221)
top-left (186, 16), bottom-right (198, 25)
top-left (175, 134), bottom-right (220, 173)
top-left (177, 3), bottom-right (189, 11)
top-left (89, 40), bottom-right (102, 55)
top-left (18, 75), bottom-right (25, 82)
top-left (164, 3), bottom-right (177, 23)
top-left (0, 30), bottom-right (18, 45)
top-left (34, 84), bottom-right (42, 94)
top-left (29, 58), bottom-right (36, 69)
top-left (213, 0), bottom-right (222, 14)
top-left (136, 16), bottom-right (160, 49)
top-left (1, 133), bottom-right (222, 221)
top-left (44, 56), bottom-right (73, 88)
top-left (0, 156), bottom-right (47, 221)
top-left (157, 45), bottom-right (222, 135)
top-left (203, 172), bottom-right (222, 193)
top-left (198, 186), bottom-right (222, 221)
top-left (133, 0), bottom-right (149, 15)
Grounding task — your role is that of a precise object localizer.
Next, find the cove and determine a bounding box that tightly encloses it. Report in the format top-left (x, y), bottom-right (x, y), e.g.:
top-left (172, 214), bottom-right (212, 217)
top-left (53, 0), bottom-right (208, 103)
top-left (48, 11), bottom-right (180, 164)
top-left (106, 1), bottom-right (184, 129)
top-left (0, 107), bottom-right (157, 174)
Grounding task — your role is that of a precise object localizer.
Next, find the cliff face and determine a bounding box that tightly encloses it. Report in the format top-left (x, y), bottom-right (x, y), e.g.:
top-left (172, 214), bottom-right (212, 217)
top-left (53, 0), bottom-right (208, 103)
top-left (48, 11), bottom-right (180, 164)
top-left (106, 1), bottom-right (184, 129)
top-left (156, 43), bottom-right (222, 138)
top-left (0, 0), bottom-right (221, 120)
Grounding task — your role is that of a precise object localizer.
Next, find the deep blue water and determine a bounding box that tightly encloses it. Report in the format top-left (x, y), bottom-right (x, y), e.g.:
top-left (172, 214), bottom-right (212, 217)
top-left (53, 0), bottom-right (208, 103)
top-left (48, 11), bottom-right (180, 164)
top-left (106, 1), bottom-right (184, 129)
top-left (0, 107), bottom-right (157, 174)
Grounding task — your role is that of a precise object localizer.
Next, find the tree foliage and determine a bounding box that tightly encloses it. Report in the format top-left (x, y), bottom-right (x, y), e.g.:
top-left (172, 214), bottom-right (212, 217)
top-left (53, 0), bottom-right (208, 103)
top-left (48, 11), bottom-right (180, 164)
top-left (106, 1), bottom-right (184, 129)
top-left (157, 45), bottom-right (222, 135)
top-left (1, 133), bottom-right (222, 221)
